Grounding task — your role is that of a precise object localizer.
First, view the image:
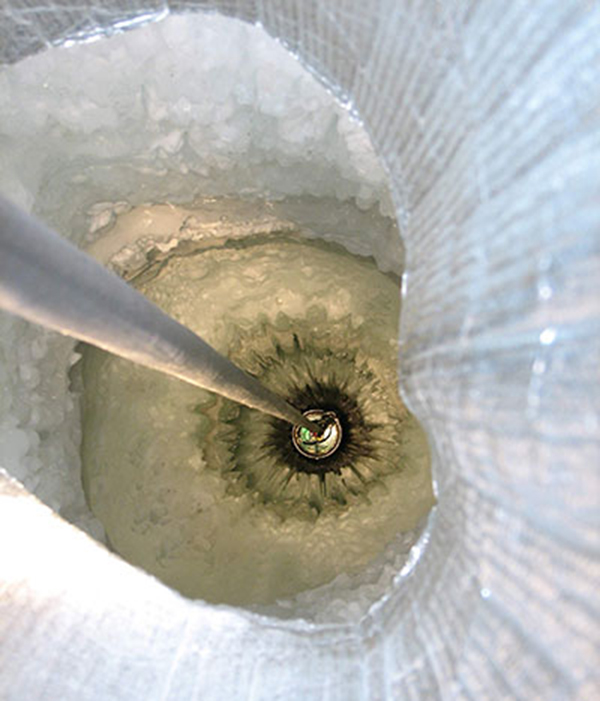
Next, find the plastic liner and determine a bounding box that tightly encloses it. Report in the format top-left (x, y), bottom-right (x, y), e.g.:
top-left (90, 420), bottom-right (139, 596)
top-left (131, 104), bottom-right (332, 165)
top-left (0, 1), bottom-right (598, 699)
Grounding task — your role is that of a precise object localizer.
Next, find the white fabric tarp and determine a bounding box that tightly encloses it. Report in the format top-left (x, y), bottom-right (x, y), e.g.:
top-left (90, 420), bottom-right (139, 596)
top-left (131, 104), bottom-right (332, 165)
top-left (0, 1), bottom-right (598, 699)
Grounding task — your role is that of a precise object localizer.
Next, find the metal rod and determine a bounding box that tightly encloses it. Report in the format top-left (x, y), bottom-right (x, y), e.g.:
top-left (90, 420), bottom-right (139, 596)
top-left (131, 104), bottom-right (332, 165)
top-left (0, 194), bottom-right (318, 433)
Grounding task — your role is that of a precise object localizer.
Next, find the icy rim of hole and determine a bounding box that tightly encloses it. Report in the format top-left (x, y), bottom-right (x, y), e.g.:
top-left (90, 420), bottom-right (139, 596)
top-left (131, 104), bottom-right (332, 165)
top-left (0, 13), bottom-right (433, 625)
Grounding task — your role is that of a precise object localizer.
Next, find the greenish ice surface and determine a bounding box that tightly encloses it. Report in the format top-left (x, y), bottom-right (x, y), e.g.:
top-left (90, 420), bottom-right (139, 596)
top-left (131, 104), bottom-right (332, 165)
top-left (79, 211), bottom-right (434, 607)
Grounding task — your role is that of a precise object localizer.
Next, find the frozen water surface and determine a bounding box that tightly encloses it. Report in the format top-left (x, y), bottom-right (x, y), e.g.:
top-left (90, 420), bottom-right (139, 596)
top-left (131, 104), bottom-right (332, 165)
top-left (78, 205), bottom-right (433, 608)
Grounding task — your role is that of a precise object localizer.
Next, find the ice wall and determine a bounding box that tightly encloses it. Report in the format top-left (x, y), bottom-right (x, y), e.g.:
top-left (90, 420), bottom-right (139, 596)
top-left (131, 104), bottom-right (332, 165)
top-left (0, 2), bottom-right (598, 700)
top-left (0, 14), bottom-right (396, 539)
top-left (0, 14), bottom-right (392, 239)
